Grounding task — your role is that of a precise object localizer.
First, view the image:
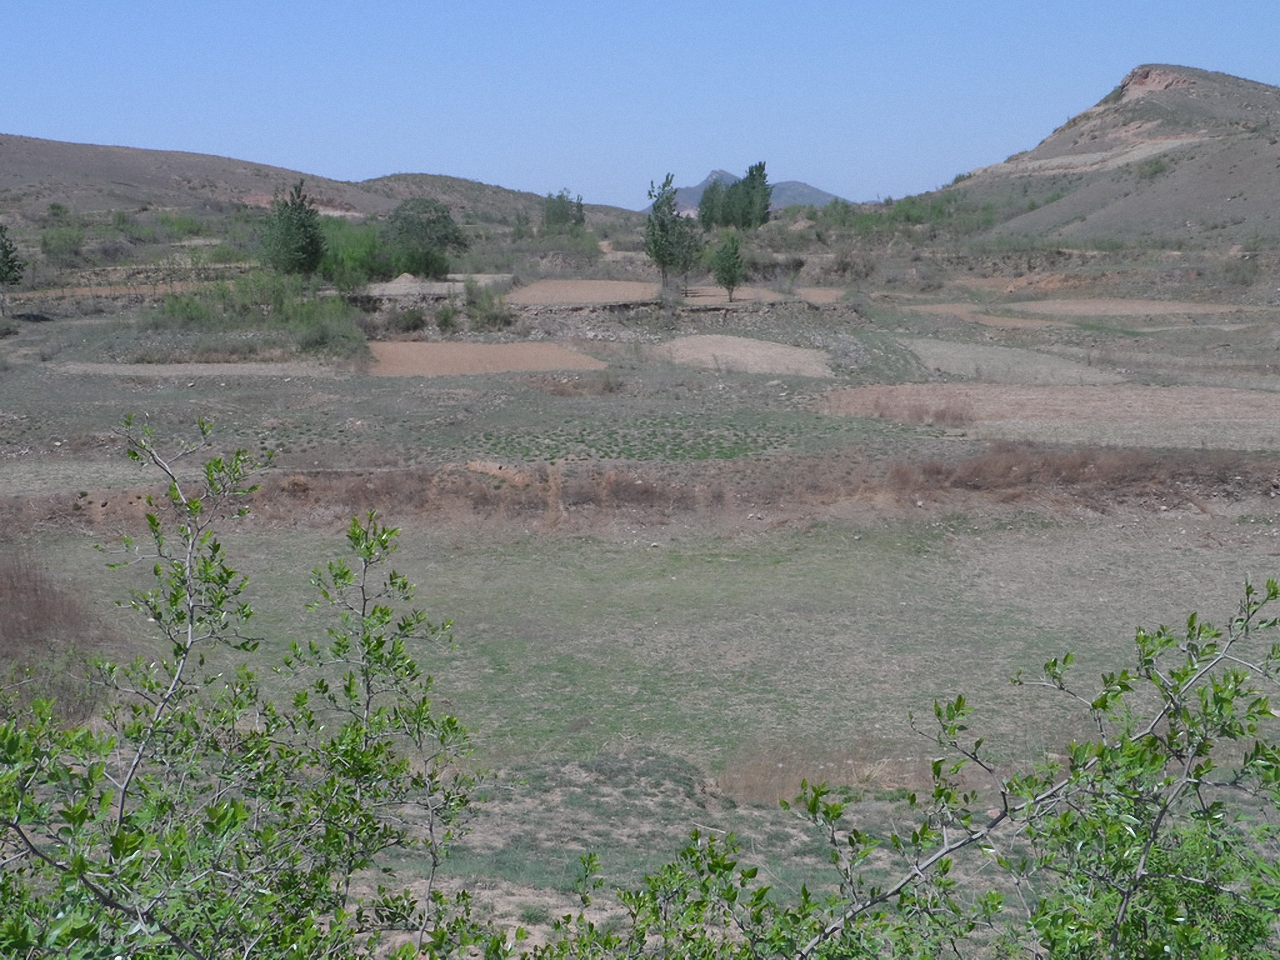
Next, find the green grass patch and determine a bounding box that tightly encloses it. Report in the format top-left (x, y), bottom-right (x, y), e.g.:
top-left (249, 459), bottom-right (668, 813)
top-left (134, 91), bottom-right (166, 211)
top-left (143, 271), bottom-right (367, 358)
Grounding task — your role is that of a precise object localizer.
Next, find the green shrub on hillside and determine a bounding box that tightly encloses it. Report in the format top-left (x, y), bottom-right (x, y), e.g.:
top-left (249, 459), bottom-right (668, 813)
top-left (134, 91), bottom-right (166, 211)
top-left (261, 181), bottom-right (326, 275)
top-left (40, 225), bottom-right (85, 268)
top-left (810, 194), bottom-right (997, 240)
top-left (541, 189), bottom-right (586, 236)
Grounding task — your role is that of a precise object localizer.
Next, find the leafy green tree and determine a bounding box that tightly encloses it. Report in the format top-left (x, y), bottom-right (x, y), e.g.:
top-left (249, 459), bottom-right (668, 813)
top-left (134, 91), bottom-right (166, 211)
top-left (0, 224), bottom-right (24, 316)
top-left (645, 174), bottom-right (702, 290)
top-left (383, 198), bottom-right (468, 279)
top-left (262, 180), bottom-right (326, 275)
top-left (0, 419), bottom-right (481, 959)
top-left (541, 189), bottom-right (586, 235)
top-left (735, 161), bottom-right (772, 229)
top-left (709, 231), bottom-right (745, 301)
top-left (698, 164), bottom-right (772, 231)
top-left (697, 178), bottom-right (726, 231)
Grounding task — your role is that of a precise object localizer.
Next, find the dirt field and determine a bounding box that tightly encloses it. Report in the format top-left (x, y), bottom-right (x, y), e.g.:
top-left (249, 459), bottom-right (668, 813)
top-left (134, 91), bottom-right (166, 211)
top-left (822, 382), bottom-right (1280, 450)
top-left (366, 341), bottom-right (607, 376)
top-left (650, 335), bottom-right (833, 377)
top-left (361, 333), bottom-right (834, 379)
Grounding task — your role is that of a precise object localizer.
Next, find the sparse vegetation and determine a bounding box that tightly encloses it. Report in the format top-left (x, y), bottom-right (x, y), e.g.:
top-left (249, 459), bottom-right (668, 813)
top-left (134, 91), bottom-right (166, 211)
top-left (464, 277), bottom-right (513, 330)
top-left (145, 270), bottom-right (366, 358)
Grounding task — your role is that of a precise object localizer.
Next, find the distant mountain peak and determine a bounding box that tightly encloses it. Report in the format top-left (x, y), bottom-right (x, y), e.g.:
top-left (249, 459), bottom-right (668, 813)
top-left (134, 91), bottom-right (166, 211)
top-left (669, 169), bottom-right (844, 213)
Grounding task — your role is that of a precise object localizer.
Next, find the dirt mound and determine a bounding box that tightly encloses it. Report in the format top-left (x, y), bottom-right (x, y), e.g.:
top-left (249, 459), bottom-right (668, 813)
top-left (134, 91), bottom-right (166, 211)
top-left (652, 335), bottom-right (832, 378)
top-left (366, 341), bottom-right (607, 377)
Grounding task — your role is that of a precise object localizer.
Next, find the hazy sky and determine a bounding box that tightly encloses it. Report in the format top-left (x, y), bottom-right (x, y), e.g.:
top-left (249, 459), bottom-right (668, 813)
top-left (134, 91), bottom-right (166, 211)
top-left (8, 1), bottom-right (1280, 209)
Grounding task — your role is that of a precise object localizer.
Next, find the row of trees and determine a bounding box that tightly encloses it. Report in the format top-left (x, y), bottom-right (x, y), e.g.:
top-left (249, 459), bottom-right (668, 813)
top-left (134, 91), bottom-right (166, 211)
top-left (698, 162), bottom-right (772, 231)
top-left (261, 181), bottom-right (468, 285)
top-left (644, 175), bottom-right (748, 300)
top-left (6, 421), bottom-right (1280, 957)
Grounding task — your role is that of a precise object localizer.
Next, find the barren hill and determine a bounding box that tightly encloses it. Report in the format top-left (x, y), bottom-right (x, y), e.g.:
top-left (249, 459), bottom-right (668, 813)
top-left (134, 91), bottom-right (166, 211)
top-left (0, 133), bottom-right (633, 228)
top-left (949, 64), bottom-right (1280, 246)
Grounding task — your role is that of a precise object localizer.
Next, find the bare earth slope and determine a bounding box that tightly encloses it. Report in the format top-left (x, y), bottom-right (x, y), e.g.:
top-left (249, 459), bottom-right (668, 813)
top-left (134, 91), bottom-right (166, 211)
top-left (949, 65), bottom-right (1280, 246)
top-left (0, 134), bottom-right (639, 228)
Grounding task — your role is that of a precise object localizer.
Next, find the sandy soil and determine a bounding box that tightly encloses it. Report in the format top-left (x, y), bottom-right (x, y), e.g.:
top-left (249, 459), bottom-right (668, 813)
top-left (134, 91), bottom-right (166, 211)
top-left (651, 335), bottom-right (832, 378)
top-left (366, 341), bottom-right (607, 377)
top-left (822, 383), bottom-right (1280, 450)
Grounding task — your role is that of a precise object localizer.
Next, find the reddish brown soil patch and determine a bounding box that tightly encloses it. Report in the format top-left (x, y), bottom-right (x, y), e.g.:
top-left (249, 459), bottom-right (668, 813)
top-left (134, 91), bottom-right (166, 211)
top-left (366, 341), bottom-right (607, 377)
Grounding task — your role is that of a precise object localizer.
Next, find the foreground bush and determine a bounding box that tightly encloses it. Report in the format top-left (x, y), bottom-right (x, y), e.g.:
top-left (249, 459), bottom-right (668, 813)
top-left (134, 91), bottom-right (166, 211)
top-left (0, 421), bottom-right (476, 958)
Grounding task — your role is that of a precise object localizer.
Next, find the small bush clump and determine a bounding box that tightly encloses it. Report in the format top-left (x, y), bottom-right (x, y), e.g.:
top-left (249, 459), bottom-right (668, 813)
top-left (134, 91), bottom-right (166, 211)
top-left (465, 278), bottom-right (514, 330)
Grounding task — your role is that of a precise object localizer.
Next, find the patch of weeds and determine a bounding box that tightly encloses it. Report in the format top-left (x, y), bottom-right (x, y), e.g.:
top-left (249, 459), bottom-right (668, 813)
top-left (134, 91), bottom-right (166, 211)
top-left (518, 905), bottom-right (550, 926)
top-left (1136, 156), bottom-right (1170, 180)
top-left (466, 278), bottom-right (514, 330)
top-left (143, 271), bottom-right (367, 358)
top-left (387, 306), bottom-right (429, 334)
top-left (436, 301), bottom-right (459, 332)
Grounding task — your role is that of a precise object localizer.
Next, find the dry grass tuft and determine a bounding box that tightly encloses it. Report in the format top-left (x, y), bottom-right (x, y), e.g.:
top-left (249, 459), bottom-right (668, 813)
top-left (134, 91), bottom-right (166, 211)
top-left (872, 396), bottom-right (974, 428)
top-left (524, 372), bottom-right (625, 397)
top-left (0, 548), bottom-right (112, 719)
top-left (718, 742), bottom-right (920, 806)
top-left (886, 443), bottom-right (1255, 505)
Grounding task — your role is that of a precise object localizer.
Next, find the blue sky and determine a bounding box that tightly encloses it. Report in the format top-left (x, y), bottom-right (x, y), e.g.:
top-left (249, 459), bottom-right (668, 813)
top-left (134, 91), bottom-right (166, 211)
top-left (7, 1), bottom-right (1280, 209)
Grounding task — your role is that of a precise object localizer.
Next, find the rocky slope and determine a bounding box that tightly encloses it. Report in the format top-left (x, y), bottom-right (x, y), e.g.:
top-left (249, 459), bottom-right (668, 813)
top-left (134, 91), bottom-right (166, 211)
top-left (951, 65), bottom-right (1280, 246)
